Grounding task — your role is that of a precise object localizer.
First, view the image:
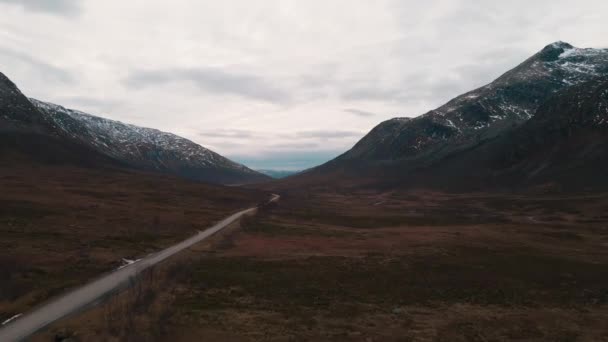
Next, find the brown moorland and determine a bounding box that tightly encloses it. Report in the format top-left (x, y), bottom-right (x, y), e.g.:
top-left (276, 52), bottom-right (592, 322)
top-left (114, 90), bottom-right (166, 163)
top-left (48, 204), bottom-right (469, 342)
top-left (32, 189), bottom-right (608, 341)
top-left (0, 159), bottom-right (266, 323)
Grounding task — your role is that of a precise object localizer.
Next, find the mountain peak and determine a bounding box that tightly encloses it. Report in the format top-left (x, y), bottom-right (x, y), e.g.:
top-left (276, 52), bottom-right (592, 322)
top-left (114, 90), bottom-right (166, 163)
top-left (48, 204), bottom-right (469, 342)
top-left (0, 71), bottom-right (25, 98)
top-left (548, 41), bottom-right (574, 50)
top-left (538, 41), bottom-right (575, 61)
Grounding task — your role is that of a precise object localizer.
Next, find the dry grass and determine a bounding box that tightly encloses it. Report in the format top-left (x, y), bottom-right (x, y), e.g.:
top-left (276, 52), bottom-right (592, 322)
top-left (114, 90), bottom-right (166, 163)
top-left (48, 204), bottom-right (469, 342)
top-left (29, 211), bottom-right (256, 342)
top-left (19, 189), bottom-right (608, 341)
top-left (167, 190), bottom-right (608, 341)
top-left (0, 162), bottom-right (266, 321)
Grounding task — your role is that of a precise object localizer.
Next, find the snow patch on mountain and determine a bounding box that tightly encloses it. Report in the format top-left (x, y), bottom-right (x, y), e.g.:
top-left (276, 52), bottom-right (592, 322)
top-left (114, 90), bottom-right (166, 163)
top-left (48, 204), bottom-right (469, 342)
top-left (30, 99), bottom-right (260, 176)
top-left (427, 42), bottom-right (607, 129)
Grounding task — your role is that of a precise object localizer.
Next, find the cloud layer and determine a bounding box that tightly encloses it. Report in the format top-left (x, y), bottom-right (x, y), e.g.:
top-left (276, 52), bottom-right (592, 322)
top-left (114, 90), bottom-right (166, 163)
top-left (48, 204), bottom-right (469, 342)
top-left (0, 0), bottom-right (607, 169)
top-left (0, 0), bottom-right (81, 16)
top-left (125, 68), bottom-right (291, 103)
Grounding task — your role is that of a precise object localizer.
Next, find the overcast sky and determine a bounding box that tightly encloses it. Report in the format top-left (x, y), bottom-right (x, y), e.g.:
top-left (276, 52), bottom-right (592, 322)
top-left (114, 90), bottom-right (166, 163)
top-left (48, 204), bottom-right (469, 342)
top-left (1, 0), bottom-right (607, 170)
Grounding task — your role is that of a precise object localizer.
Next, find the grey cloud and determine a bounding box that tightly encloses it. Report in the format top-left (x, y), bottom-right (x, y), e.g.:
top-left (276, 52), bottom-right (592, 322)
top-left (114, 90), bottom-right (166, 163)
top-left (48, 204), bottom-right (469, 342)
top-left (58, 96), bottom-right (124, 113)
top-left (124, 68), bottom-right (291, 104)
top-left (0, 46), bottom-right (73, 84)
top-left (200, 129), bottom-right (362, 141)
top-left (276, 142), bottom-right (320, 149)
top-left (344, 108), bottom-right (375, 117)
top-left (199, 129), bottom-right (256, 139)
top-left (206, 141), bottom-right (247, 149)
top-left (341, 87), bottom-right (403, 102)
top-left (334, 55), bottom-right (480, 105)
top-left (213, 140), bottom-right (319, 150)
top-left (0, 0), bottom-right (81, 16)
top-left (341, 49), bottom-right (529, 108)
top-left (294, 130), bottom-right (364, 139)
top-left (297, 69), bottom-right (335, 88)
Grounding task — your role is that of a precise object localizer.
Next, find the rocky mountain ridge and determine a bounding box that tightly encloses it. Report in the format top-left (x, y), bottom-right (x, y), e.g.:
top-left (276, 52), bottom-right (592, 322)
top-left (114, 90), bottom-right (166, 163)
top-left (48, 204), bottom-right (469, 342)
top-left (1, 71), bottom-right (268, 184)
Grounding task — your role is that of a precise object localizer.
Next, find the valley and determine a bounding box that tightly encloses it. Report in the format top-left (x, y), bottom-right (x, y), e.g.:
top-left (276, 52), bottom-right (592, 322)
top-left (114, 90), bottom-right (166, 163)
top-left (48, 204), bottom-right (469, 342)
top-left (1, 36), bottom-right (608, 342)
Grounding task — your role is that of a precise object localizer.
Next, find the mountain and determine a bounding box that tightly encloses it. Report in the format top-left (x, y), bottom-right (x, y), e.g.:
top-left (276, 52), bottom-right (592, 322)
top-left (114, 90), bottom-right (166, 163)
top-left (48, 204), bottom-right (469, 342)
top-left (280, 42), bottom-right (608, 191)
top-left (338, 42), bottom-right (608, 163)
top-left (0, 71), bottom-right (269, 185)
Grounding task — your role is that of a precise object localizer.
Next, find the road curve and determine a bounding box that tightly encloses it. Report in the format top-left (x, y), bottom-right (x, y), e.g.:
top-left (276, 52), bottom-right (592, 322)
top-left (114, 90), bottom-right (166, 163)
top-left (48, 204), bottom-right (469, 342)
top-left (0, 194), bottom-right (279, 341)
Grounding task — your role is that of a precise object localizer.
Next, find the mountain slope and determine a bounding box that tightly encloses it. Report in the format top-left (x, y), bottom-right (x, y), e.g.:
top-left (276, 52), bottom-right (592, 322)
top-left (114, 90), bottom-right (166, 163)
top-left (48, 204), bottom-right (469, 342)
top-left (339, 42), bottom-right (608, 163)
top-left (486, 75), bottom-right (608, 189)
top-left (385, 76), bottom-right (608, 191)
top-left (30, 99), bottom-right (269, 184)
top-left (1, 72), bottom-right (126, 167)
top-left (277, 42), bottom-right (608, 191)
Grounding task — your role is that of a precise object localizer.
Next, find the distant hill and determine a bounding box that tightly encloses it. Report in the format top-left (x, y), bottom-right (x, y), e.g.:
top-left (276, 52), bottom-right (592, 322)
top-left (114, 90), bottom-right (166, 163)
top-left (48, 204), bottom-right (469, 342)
top-left (257, 169), bottom-right (301, 179)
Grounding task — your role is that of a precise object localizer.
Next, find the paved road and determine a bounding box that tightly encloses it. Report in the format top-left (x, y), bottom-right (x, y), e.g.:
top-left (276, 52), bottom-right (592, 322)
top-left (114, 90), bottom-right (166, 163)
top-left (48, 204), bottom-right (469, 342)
top-left (0, 194), bottom-right (279, 341)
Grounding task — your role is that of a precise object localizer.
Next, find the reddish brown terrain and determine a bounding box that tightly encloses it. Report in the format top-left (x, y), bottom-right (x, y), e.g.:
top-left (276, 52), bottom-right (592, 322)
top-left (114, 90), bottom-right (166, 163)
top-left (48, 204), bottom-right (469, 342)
top-left (0, 159), bottom-right (266, 323)
top-left (30, 189), bottom-right (608, 341)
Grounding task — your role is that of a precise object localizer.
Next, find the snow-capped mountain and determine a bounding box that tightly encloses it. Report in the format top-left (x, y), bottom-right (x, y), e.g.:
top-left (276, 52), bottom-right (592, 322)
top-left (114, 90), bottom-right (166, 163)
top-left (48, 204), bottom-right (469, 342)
top-left (30, 99), bottom-right (269, 184)
top-left (338, 42), bottom-right (608, 162)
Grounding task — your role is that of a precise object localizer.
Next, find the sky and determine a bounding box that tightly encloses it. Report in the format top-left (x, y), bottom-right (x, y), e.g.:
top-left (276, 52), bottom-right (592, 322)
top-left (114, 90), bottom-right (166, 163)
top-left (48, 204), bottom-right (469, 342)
top-left (1, 1), bottom-right (607, 170)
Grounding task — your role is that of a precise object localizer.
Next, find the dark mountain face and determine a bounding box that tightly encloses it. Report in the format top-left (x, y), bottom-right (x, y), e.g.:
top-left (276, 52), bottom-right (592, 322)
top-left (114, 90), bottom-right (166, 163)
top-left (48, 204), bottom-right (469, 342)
top-left (370, 76), bottom-right (608, 192)
top-left (338, 42), bottom-right (608, 163)
top-left (485, 76), bottom-right (608, 189)
top-left (0, 71), bottom-right (269, 185)
top-left (0, 73), bottom-right (51, 132)
top-left (529, 76), bottom-right (608, 127)
top-left (1, 72), bottom-right (118, 167)
top-left (31, 100), bottom-right (270, 185)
